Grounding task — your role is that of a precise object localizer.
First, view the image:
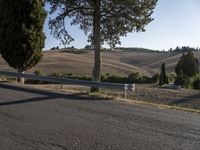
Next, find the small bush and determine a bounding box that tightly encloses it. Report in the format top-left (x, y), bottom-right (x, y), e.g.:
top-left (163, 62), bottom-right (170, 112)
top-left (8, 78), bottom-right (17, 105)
top-left (73, 76), bottom-right (92, 81)
top-left (50, 72), bottom-right (63, 78)
top-left (126, 72), bottom-right (159, 84)
top-left (168, 72), bottom-right (176, 83)
top-left (67, 73), bottom-right (73, 77)
top-left (101, 74), bottom-right (107, 82)
top-left (192, 75), bottom-right (200, 90)
top-left (151, 73), bottom-right (159, 83)
top-left (0, 75), bottom-right (5, 81)
top-left (34, 69), bottom-right (43, 76)
top-left (106, 75), bottom-right (127, 83)
top-left (25, 69), bottom-right (45, 84)
top-left (174, 75), bottom-right (191, 88)
top-left (128, 72), bottom-right (140, 83)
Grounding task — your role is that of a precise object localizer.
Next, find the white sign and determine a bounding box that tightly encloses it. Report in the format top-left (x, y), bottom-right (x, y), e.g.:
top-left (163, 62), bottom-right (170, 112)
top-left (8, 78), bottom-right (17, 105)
top-left (131, 84), bottom-right (135, 92)
top-left (124, 84), bottom-right (128, 90)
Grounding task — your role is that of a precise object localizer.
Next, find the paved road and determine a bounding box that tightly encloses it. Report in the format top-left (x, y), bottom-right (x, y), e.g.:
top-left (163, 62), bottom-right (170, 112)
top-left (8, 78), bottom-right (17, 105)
top-left (0, 83), bottom-right (200, 150)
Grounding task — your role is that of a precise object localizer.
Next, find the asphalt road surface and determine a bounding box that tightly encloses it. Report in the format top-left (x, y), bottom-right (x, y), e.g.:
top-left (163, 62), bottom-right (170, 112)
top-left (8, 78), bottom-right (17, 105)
top-left (0, 83), bottom-right (200, 150)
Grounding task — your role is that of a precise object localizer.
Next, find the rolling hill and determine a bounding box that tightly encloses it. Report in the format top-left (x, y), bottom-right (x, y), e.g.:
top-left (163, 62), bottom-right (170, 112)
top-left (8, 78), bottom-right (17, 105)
top-left (0, 50), bottom-right (200, 77)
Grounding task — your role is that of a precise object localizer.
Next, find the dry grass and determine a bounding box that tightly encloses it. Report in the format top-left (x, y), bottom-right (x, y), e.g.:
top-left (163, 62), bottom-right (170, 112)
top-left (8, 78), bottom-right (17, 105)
top-left (105, 84), bottom-right (200, 110)
top-left (1, 50), bottom-right (200, 76)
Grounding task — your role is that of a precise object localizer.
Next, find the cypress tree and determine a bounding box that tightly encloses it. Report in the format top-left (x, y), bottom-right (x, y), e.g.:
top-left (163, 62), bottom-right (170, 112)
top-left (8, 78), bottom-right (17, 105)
top-left (159, 63), bottom-right (167, 86)
top-left (0, 0), bottom-right (47, 83)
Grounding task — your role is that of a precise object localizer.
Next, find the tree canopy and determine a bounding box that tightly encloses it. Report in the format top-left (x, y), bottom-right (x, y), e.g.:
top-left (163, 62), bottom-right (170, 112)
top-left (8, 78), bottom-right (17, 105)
top-left (175, 52), bottom-right (199, 77)
top-left (0, 0), bottom-right (46, 75)
top-left (46, 0), bottom-right (157, 47)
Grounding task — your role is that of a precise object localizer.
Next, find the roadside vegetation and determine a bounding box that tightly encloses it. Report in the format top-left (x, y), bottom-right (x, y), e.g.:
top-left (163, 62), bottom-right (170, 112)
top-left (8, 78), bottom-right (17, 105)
top-left (174, 51), bottom-right (199, 89)
top-left (25, 69), bottom-right (159, 84)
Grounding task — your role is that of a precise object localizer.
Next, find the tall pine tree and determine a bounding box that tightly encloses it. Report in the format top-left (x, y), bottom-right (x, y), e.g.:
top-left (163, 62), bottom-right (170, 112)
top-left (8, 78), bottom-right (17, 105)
top-left (45, 0), bottom-right (158, 92)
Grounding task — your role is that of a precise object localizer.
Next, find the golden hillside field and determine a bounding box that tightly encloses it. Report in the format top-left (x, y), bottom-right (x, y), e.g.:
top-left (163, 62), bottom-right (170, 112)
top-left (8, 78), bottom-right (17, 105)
top-left (1, 50), bottom-right (200, 77)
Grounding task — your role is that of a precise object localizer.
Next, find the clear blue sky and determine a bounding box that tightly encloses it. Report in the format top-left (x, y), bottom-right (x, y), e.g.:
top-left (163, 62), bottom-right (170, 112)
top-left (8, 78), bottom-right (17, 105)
top-left (44, 0), bottom-right (200, 51)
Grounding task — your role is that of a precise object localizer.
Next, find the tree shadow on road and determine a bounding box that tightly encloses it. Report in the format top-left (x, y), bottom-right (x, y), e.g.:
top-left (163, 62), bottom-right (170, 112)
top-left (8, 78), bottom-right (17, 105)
top-left (0, 83), bottom-right (112, 106)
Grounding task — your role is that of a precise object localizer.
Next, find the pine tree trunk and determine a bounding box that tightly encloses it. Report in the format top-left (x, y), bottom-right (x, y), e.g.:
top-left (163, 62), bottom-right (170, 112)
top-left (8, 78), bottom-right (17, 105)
top-left (90, 0), bottom-right (101, 92)
top-left (17, 68), bottom-right (25, 84)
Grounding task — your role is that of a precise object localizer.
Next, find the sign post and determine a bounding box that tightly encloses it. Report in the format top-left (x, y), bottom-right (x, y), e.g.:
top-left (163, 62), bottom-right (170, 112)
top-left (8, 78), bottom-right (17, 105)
top-left (124, 83), bottom-right (135, 99)
top-left (124, 84), bottom-right (128, 99)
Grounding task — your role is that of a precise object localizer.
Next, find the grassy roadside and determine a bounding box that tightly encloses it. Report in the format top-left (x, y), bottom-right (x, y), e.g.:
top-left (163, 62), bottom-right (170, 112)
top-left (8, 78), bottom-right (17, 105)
top-left (1, 81), bottom-right (200, 113)
top-left (101, 84), bottom-right (200, 113)
top-left (27, 83), bottom-right (200, 113)
top-left (85, 90), bottom-right (200, 113)
top-left (86, 90), bottom-right (200, 113)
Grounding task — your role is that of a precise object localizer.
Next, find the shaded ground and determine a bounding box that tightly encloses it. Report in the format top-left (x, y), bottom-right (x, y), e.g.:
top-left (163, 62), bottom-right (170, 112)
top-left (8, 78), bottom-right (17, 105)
top-left (0, 82), bottom-right (200, 150)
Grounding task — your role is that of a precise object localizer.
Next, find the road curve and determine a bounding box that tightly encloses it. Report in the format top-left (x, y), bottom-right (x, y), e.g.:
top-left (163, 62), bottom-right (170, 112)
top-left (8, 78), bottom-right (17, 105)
top-left (0, 83), bottom-right (200, 150)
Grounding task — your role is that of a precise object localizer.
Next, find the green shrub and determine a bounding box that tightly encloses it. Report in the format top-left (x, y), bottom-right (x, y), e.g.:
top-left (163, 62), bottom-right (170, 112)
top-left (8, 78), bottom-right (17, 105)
top-left (106, 75), bottom-right (127, 83)
top-left (128, 72), bottom-right (140, 83)
top-left (34, 69), bottom-right (43, 76)
top-left (26, 69), bottom-right (45, 84)
top-left (0, 75), bottom-right (7, 81)
top-left (175, 51), bottom-right (199, 77)
top-left (174, 75), bottom-right (191, 88)
top-left (50, 72), bottom-right (63, 78)
top-left (151, 73), bottom-right (159, 83)
top-left (168, 72), bottom-right (176, 83)
top-left (126, 72), bottom-right (159, 84)
top-left (25, 71), bottom-right (160, 85)
top-left (192, 75), bottom-right (200, 90)
top-left (67, 73), bottom-right (73, 77)
top-left (101, 74), bottom-right (107, 82)
top-left (73, 76), bottom-right (92, 81)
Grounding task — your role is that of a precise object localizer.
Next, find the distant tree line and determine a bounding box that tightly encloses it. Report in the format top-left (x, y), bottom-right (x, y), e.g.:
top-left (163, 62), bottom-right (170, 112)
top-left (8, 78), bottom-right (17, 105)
top-left (114, 47), bottom-right (159, 53)
top-left (50, 46), bottom-right (60, 50)
top-left (169, 46), bottom-right (200, 53)
top-left (50, 46), bottom-right (77, 51)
